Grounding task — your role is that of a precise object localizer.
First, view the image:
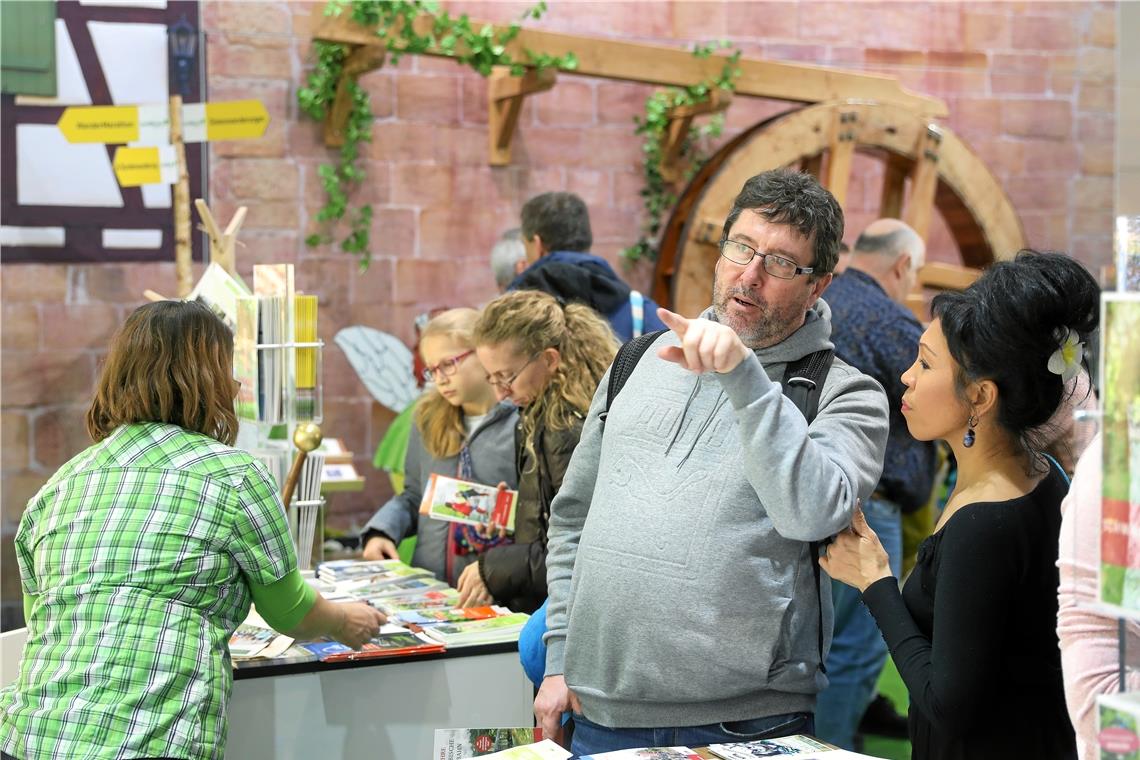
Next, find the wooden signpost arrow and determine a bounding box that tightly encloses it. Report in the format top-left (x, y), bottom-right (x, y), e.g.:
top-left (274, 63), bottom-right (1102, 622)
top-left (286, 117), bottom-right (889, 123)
top-left (56, 99), bottom-right (269, 297)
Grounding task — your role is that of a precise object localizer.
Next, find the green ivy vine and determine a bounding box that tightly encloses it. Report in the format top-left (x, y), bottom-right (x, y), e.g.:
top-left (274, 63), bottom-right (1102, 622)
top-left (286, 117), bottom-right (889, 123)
top-left (299, 0), bottom-right (576, 270)
top-left (622, 42), bottom-right (742, 264)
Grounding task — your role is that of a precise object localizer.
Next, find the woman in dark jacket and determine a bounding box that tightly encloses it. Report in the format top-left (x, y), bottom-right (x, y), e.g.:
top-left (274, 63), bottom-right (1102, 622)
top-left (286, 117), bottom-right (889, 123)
top-left (462, 291), bottom-right (618, 613)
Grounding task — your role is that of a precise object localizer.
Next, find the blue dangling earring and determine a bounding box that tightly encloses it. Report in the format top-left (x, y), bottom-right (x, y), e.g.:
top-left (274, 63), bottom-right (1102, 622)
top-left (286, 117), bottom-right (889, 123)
top-left (963, 414), bottom-right (977, 448)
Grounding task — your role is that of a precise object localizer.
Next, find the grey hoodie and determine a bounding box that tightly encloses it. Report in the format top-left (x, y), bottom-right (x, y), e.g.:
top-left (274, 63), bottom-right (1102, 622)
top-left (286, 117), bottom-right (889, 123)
top-left (543, 300), bottom-right (889, 728)
top-left (363, 401), bottom-right (518, 584)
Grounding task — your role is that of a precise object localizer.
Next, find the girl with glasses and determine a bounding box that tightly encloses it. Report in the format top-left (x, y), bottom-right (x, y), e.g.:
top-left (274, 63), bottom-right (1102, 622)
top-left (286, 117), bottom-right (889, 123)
top-left (360, 309), bottom-right (519, 587)
top-left (463, 290), bottom-right (618, 614)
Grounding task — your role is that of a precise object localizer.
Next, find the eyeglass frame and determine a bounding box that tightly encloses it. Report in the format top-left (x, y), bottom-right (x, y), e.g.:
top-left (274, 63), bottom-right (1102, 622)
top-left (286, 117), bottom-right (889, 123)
top-left (718, 237), bottom-right (815, 279)
top-left (422, 349), bottom-right (476, 383)
top-left (485, 352), bottom-right (541, 391)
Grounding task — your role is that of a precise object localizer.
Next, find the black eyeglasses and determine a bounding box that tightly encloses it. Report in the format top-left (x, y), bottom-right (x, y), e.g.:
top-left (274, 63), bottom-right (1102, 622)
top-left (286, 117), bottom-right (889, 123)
top-left (485, 353), bottom-right (539, 391)
top-left (422, 349), bottom-right (475, 383)
top-left (720, 239), bottom-right (814, 279)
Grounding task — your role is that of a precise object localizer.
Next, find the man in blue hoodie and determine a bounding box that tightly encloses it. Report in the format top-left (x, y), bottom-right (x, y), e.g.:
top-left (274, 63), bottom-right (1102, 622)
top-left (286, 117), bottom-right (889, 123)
top-left (508, 192), bottom-right (667, 342)
top-left (534, 171), bottom-right (889, 754)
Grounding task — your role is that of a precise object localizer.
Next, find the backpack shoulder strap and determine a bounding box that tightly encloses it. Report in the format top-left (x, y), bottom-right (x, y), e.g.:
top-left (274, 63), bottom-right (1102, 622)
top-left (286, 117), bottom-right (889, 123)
top-left (780, 348), bottom-right (833, 424)
top-left (779, 347), bottom-right (835, 674)
top-left (602, 330), bottom-right (667, 422)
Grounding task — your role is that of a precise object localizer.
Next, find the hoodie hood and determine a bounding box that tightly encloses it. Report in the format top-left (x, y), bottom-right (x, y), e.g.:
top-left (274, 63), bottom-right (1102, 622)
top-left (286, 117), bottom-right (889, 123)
top-left (508, 251), bottom-right (630, 315)
top-left (700, 297), bottom-right (835, 367)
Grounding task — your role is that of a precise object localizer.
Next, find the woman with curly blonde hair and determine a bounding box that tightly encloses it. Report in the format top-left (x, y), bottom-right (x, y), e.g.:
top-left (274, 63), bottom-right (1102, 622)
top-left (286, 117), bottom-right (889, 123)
top-left (456, 290), bottom-right (617, 613)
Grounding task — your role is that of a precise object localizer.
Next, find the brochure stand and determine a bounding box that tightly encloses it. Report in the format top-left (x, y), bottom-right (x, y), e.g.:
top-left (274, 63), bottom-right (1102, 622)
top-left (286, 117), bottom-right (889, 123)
top-left (233, 264), bottom-right (326, 567)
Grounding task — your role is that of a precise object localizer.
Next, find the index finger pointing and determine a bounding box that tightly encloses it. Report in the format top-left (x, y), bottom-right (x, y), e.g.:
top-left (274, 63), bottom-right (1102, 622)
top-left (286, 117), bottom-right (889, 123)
top-left (657, 307), bottom-right (690, 336)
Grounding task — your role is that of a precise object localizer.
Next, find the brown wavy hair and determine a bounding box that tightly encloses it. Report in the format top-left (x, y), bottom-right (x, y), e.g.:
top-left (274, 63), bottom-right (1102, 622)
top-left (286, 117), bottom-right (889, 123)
top-left (474, 291), bottom-right (617, 468)
top-left (414, 308), bottom-right (482, 460)
top-left (86, 300), bottom-right (239, 445)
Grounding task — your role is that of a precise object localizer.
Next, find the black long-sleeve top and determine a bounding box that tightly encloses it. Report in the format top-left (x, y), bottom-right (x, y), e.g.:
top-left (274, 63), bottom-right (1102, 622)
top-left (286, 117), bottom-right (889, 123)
top-left (861, 467), bottom-right (1077, 759)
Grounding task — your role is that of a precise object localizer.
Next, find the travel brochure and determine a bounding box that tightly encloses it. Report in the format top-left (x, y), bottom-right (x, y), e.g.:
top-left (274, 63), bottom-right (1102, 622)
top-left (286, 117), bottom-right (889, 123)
top-left (1099, 294), bottom-right (1140, 611)
top-left (420, 474), bottom-right (519, 534)
top-left (433, 727), bottom-right (543, 759)
top-left (230, 560), bottom-right (527, 668)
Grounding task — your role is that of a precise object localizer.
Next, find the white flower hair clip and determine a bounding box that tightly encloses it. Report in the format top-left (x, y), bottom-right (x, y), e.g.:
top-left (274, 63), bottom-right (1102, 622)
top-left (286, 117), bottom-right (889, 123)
top-left (1047, 327), bottom-right (1084, 383)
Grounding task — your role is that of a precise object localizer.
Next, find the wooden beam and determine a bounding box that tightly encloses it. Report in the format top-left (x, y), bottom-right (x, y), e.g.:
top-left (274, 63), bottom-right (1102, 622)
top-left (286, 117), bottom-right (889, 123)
top-left (918, 261), bottom-right (982, 291)
top-left (800, 153), bottom-right (823, 180)
top-left (660, 89), bottom-right (732, 183)
top-left (903, 125), bottom-right (942, 238)
top-left (310, 7), bottom-right (948, 117)
top-left (488, 66), bottom-right (556, 165)
top-left (324, 45), bottom-right (387, 148)
top-left (879, 152), bottom-right (909, 219)
top-left (824, 109), bottom-right (858, 208)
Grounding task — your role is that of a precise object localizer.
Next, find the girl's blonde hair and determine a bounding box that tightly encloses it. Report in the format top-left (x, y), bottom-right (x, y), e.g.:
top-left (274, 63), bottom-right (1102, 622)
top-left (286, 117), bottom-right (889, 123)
top-left (474, 291), bottom-right (618, 467)
top-left (415, 308), bottom-right (482, 459)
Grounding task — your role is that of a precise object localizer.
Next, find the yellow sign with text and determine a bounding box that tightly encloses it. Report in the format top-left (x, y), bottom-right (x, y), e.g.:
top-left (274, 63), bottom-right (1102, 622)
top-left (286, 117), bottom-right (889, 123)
top-left (112, 146), bottom-right (178, 187)
top-left (183, 100), bottom-right (270, 142)
top-left (57, 105), bottom-right (141, 144)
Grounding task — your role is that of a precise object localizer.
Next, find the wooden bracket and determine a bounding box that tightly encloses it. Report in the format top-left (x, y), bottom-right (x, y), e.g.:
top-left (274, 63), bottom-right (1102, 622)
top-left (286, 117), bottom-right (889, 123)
top-left (823, 109), bottom-right (859, 207)
top-left (323, 45), bottom-right (387, 148)
top-left (488, 66), bottom-right (556, 166)
top-left (195, 198), bottom-right (247, 277)
top-left (692, 216), bottom-right (724, 246)
top-left (659, 89), bottom-right (732, 183)
top-left (902, 124), bottom-right (943, 239)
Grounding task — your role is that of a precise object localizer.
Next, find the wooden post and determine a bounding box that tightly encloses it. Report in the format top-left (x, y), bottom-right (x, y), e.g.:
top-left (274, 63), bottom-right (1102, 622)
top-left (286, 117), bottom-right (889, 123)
top-left (488, 66), bottom-right (556, 166)
top-left (903, 125), bottom-right (942, 239)
top-left (194, 198), bottom-right (246, 276)
top-left (659, 89), bottom-right (732, 183)
top-left (879, 153), bottom-right (910, 219)
top-left (824, 110), bottom-right (858, 208)
top-left (170, 94), bottom-right (192, 298)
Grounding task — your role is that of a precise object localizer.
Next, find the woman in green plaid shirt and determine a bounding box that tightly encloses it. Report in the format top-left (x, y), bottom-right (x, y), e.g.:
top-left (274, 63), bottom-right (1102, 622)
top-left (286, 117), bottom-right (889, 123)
top-left (0, 301), bottom-right (385, 760)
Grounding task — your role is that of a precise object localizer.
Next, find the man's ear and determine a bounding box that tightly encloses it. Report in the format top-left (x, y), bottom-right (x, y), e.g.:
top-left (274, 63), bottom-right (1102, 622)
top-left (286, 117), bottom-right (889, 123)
top-left (514, 258), bottom-right (527, 276)
top-left (894, 252), bottom-right (912, 280)
top-left (807, 272), bottom-right (833, 306)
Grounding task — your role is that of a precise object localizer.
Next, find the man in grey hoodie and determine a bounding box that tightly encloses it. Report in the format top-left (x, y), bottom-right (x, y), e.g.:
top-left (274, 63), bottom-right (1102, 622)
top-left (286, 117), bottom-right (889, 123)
top-left (534, 170), bottom-right (890, 754)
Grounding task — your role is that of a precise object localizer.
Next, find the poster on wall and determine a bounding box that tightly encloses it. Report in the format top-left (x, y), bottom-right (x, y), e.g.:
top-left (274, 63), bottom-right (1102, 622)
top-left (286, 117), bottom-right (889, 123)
top-left (0, 0), bottom-right (204, 264)
top-left (1099, 293), bottom-right (1140, 612)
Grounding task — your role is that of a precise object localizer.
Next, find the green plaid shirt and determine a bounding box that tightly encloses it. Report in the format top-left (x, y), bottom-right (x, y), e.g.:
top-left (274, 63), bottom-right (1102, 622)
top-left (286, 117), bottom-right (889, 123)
top-left (0, 422), bottom-right (297, 760)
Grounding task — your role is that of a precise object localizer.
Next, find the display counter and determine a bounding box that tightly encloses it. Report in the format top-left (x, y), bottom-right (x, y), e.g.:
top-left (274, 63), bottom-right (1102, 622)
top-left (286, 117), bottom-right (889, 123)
top-left (229, 641), bottom-right (535, 760)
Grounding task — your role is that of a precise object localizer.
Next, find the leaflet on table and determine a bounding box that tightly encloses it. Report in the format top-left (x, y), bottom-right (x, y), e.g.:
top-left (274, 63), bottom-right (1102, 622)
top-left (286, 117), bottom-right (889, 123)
top-left (317, 558), bottom-right (414, 582)
top-left (376, 589), bottom-right (462, 615)
top-left (432, 727), bottom-right (543, 759)
top-left (346, 575), bottom-right (450, 601)
top-left (579, 747), bottom-right (701, 759)
top-left (480, 739), bottom-right (571, 759)
top-left (300, 627), bottom-right (444, 662)
top-left (420, 474), bottom-right (519, 534)
top-left (708, 734), bottom-right (869, 759)
top-left (393, 605), bottom-right (508, 626)
top-left (422, 612), bottom-right (530, 646)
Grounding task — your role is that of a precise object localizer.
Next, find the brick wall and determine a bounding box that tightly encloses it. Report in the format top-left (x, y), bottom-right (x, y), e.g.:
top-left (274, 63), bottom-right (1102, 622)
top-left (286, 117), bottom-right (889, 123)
top-left (0, 0), bottom-right (1116, 627)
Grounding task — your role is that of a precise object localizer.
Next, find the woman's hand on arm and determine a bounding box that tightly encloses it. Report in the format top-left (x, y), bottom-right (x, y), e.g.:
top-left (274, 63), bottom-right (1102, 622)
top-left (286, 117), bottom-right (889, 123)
top-left (819, 503), bottom-right (893, 592)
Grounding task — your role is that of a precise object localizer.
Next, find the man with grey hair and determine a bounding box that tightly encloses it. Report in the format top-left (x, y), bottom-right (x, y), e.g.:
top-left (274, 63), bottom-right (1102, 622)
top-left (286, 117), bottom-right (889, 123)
top-left (534, 170), bottom-right (889, 754)
top-left (814, 218), bottom-right (937, 751)
top-left (490, 228), bottom-right (527, 292)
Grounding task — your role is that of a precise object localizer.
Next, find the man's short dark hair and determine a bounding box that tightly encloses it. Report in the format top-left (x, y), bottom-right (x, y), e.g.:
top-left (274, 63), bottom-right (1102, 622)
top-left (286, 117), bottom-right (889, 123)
top-left (520, 192), bottom-right (593, 253)
top-left (720, 170), bottom-right (844, 276)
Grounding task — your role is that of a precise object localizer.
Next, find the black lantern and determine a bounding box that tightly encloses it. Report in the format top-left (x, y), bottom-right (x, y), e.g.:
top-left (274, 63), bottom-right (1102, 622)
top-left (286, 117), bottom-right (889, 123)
top-left (168, 15), bottom-right (197, 99)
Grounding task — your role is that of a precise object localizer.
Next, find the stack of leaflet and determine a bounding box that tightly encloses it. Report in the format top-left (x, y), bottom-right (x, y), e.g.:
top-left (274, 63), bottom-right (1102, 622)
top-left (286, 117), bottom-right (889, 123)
top-left (292, 451), bottom-right (325, 571)
top-left (316, 559), bottom-right (449, 602)
top-left (708, 736), bottom-right (880, 759)
top-left (229, 609), bottom-right (299, 662)
top-left (300, 623), bottom-right (444, 662)
top-left (579, 749), bottom-right (700, 760)
top-left (422, 612), bottom-right (530, 647)
top-left (375, 589), bottom-right (462, 616)
top-left (389, 604), bottom-right (510, 627)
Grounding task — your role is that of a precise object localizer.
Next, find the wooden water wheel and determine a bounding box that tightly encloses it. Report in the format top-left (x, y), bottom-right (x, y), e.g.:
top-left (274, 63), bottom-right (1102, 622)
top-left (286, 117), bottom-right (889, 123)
top-left (652, 101), bottom-right (1025, 317)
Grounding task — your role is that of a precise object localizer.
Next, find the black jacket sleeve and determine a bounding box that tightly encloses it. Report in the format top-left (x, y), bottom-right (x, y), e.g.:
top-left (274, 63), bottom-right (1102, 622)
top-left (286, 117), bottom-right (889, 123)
top-left (478, 419), bottom-right (583, 611)
top-left (861, 505), bottom-right (1020, 735)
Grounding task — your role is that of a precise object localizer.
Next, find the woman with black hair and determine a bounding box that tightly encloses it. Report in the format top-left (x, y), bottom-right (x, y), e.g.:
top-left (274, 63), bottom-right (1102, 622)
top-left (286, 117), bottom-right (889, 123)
top-left (821, 250), bottom-right (1095, 759)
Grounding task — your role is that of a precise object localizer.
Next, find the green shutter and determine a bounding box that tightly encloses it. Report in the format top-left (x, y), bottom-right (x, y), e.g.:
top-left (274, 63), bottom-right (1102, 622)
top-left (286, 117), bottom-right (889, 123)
top-left (1, 0), bottom-right (57, 97)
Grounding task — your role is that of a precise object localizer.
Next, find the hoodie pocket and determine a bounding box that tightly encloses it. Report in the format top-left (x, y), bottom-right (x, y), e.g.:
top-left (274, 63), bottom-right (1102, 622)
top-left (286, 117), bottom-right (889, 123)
top-left (564, 565), bottom-right (795, 704)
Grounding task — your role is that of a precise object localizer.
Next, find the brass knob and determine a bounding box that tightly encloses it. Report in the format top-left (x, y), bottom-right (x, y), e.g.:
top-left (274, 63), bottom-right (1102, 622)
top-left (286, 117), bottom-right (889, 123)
top-left (292, 422), bottom-right (323, 453)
